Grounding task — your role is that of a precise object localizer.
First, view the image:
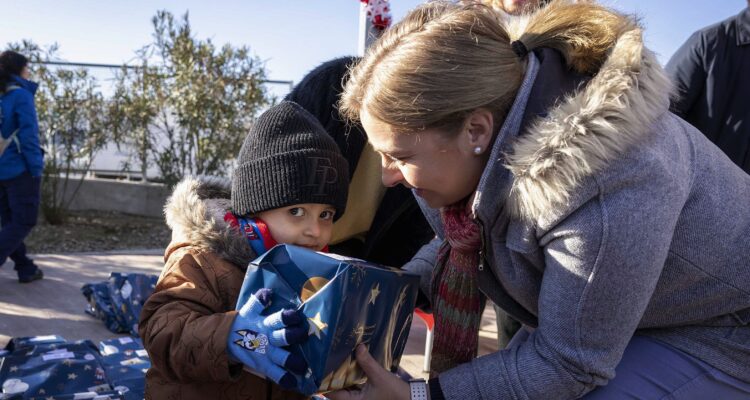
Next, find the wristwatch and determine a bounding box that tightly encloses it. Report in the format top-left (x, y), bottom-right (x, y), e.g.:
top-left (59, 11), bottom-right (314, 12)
top-left (409, 378), bottom-right (430, 400)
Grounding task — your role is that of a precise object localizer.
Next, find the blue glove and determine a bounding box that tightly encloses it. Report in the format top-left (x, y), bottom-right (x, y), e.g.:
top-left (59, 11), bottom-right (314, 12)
top-left (227, 288), bottom-right (308, 389)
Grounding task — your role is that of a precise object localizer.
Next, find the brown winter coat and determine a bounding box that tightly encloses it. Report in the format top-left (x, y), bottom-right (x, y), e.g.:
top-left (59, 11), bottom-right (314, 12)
top-left (139, 176), bottom-right (308, 400)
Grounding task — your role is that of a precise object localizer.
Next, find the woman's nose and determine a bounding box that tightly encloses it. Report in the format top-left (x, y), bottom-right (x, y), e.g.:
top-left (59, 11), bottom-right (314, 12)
top-left (381, 163), bottom-right (405, 187)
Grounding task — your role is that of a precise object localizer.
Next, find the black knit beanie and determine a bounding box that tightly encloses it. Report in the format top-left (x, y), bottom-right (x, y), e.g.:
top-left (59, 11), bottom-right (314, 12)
top-left (231, 101), bottom-right (349, 220)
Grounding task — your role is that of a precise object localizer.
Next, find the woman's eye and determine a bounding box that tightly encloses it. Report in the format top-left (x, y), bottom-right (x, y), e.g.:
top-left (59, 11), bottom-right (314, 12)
top-left (289, 207), bottom-right (306, 217)
top-left (320, 210), bottom-right (334, 220)
top-left (388, 155), bottom-right (409, 166)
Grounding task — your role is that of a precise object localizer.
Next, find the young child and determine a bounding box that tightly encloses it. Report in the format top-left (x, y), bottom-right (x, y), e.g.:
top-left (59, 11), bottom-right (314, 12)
top-left (139, 101), bottom-right (349, 400)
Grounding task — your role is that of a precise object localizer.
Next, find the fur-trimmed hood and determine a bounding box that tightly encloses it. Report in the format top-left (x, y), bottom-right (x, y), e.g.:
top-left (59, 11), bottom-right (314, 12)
top-left (164, 176), bottom-right (254, 268)
top-left (502, 27), bottom-right (673, 222)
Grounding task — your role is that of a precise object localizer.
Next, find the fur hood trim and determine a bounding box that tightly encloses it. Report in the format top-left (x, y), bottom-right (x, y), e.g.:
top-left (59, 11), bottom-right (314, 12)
top-left (164, 176), bottom-right (254, 268)
top-left (505, 28), bottom-right (673, 221)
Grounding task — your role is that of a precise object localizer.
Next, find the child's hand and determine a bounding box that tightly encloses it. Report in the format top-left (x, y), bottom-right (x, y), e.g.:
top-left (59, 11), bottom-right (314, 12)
top-left (227, 288), bottom-right (308, 389)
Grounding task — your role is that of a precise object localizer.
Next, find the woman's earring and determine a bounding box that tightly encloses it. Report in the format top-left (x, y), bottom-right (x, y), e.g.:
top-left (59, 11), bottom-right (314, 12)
top-left (473, 146), bottom-right (482, 155)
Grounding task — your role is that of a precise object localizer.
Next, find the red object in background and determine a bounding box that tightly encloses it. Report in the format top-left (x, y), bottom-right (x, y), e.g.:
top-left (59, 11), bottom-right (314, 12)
top-left (360, 0), bottom-right (392, 30)
top-left (414, 308), bottom-right (434, 330)
top-left (414, 307), bottom-right (435, 373)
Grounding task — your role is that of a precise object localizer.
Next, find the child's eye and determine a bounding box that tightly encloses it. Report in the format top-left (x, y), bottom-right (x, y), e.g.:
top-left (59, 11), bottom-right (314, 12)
top-left (289, 207), bottom-right (306, 217)
top-left (320, 210), bottom-right (334, 221)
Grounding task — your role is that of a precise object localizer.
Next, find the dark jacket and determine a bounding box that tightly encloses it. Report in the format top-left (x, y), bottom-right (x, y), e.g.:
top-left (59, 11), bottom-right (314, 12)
top-left (666, 6), bottom-right (750, 173)
top-left (0, 75), bottom-right (43, 179)
top-left (139, 176), bottom-right (307, 400)
top-left (286, 57), bottom-right (434, 269)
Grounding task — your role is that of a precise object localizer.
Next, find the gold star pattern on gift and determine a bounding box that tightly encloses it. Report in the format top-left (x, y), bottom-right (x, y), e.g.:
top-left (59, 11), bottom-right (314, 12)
top-left (350, 265), bottom-right (366, 287)
top-left (62, 359), bottom-right (74, 367)
top-left (349, 322), bottom-right (376, 346)
top-left (68, 373), bottom-right (77, 380)
top-left (38, 389), bottom-right (46, 395)
top-left (84, 365), bottom-right (92, 371)
top-left (9, 366), bottom-right (18, 373)
top-left (308, 312), bottom-right (328, 339)
top-left (368, 283), bottom-right (381, 305)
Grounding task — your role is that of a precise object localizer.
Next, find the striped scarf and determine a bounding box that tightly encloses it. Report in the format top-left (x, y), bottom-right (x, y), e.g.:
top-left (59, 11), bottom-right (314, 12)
top-left (429, 202), bottom-right (484, 376)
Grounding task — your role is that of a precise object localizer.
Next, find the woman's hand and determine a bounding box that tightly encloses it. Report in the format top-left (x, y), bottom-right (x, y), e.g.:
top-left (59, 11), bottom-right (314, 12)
top-left (326, 344), bottom-right (410, 400)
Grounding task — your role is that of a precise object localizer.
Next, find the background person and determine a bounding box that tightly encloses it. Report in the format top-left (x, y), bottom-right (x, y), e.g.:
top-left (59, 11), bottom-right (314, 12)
top-left (0, 50), bottom-right (44, 283)
top-left (666, 0), bottom-right (750, 174)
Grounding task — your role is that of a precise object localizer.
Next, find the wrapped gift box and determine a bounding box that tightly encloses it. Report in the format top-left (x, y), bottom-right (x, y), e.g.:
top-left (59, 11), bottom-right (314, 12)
top-left (4, 336), bottom-right (68, 354)
top-left (236, 245), bottom-right (419, 395)
top-left (0, 341), bottom-right (110, 399)
top-left (24, 390), bottom-right (124, 399)
top-left (97, 338), bottom-right (145, 358)
top-left (81, 282), bottom-right (122, 335)
top-left (97, 338), bottom-right (149, 400)
top-left (81, 273), bottom-right (158, 336)
top-left (0, 336), bottom-right (146, 400)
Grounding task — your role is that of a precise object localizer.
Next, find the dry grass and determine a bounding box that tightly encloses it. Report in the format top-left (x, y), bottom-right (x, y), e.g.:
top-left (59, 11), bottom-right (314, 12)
top-left (25, 210), bottom-right (171, 253)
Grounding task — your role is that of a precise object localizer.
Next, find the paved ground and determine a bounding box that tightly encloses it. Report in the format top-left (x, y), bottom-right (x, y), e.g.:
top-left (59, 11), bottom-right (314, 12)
top-left (0, 250), bottom-right (164, 347)
top-left (0, 250), bottom-right (499, 379)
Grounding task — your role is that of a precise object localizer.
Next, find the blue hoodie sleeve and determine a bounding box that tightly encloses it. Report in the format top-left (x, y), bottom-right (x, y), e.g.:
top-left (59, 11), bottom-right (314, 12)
top-left (14, 91), bottom-right (44, 177)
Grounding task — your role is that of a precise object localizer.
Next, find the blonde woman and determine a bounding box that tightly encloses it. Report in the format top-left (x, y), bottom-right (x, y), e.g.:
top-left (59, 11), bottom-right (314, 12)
top-left (327, 1), bottom-right (750, 399)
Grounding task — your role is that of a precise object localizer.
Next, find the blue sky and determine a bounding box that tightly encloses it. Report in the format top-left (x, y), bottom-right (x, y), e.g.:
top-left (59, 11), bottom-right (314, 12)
top-left (2, 1), bottom-right (746, 97)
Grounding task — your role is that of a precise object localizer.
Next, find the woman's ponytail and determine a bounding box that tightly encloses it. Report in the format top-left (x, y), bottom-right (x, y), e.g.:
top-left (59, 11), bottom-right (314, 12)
top-left (511, 0), bottom-right (636, 74)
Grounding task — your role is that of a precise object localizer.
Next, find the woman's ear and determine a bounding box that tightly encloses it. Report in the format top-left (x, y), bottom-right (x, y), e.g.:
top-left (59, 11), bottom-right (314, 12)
top-left (461, 108), bottom-right (495, 156)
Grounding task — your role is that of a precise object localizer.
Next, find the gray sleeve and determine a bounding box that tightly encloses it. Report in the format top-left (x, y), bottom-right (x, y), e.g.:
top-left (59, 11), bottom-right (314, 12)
top-left (413, 190), bottom-right (443, 239)
top-left (403, 236), bottom-right (442, 301)
top-left (437, 167), bottom-right (684, 398)
top-left (403, 192), bottom-right (444, 300)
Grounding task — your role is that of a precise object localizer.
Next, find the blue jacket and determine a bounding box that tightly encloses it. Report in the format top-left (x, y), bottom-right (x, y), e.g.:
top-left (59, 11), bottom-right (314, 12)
top-left (0, 75), bottom-right (43, 179)
top-left (666, 7), bottom-right (750, 173)
top-left (405, 30), bottom-right (750, 399)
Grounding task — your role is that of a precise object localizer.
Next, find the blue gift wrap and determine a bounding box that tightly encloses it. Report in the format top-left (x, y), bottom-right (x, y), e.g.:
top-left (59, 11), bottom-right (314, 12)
top-left (236, 245), bottom-right (420, 395)
top-left (97, 338), bottom-right (149, 400)
top-left (0, 340), bottom-right (110, 399)
top-left (4, 336), bottom-right (68, 354)
top-left (1, 336), bottom-right (147, 400)
top-left (81, 273), bottom-right (158, 336)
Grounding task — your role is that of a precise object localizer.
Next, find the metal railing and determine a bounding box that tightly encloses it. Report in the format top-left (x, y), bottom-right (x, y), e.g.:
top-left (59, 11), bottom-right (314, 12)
top-left (38, 60), bottom-right (294, 91)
